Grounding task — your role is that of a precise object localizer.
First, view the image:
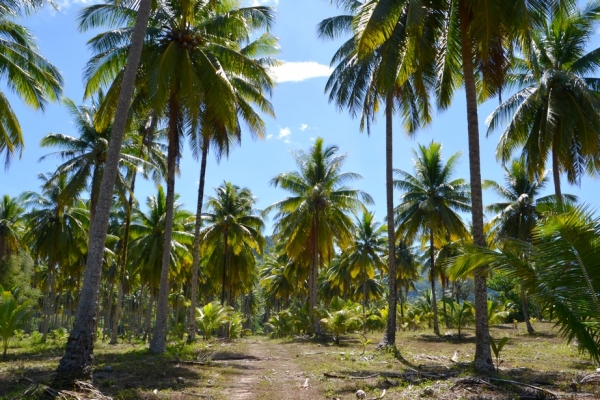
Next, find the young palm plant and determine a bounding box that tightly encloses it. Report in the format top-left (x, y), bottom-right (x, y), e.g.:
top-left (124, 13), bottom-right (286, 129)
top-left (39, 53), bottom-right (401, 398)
top-left (0, 287), bottom-right (32, 357)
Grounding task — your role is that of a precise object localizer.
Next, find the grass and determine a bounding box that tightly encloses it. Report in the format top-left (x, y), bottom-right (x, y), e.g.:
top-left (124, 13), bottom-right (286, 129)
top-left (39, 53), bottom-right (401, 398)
top-left (0, 322), bottom-right (598, 399)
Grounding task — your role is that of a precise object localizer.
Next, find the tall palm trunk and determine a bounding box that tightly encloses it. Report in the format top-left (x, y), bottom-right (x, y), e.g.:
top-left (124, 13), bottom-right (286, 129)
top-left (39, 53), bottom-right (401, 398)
top-left (380, 92), bottom-right (397, 347)
top-left (458, 1), bottom-right (494, 374)
top-left (188, 136), bottom-right (209, 341)
top-left (309, 212), bottom-right (320, 334)
top-left (110, 174), bottom-right (137, 344)
top-left (362, 274), bottom-right (367, 333)
top-left (221, 233), bottom-right (229, 305)
top-left (551, 136), bottom-right (563, 207)
top-left (150, 95), bottom-right (179, 353)
top-left (55, 0), bottom-right (152, 384)
top-left (41, 265), bottom-right (56, 342)
top-left (429, 228), bottom-right (439, 335)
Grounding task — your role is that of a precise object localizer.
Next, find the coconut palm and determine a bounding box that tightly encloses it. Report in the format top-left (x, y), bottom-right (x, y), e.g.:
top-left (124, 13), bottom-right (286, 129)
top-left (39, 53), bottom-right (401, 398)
top-left (200, 182), bottom-right (265, 308)
top-left (55, 0), bottom-right (152, 383)
top-left (187, 31), bottom-right (278, 340)
top-left (450, 205), bottom-right (600, 362)
top-left (340, 211), bottom-right (386, 318)
top-left (267, 138), bottom-right (372, 333)
top-left (487, 2), bottom-right (600, 205)
top-left (320, 0), bottom-right (435, 347)
top-left (0, 195), bottom-right (25, 265)
top-left (39, 96), bottom-right (151, 231)
top-left (0, 287), bottom-right (32, 357)
top-left (128, 186), bottom-right (194, 336)
top-left (354, 0), bottom-right (563, 372)
top-left (0, 2), bottom-right (62, 167)
top-left (394, 141), bottom-right (470, 335)
top-left (78, 0), bottom-right (275, 353)
top-left (484, 158), bottom-right (576, 334)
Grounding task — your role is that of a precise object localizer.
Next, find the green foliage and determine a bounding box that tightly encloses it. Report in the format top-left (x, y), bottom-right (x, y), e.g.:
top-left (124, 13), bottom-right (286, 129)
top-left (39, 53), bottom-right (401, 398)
top-left (441, 299), bottom-right (474, 338)
top-left (490, 336), bottom-right (509, 374)
top-left (229, 311), bottom-right (251, 339)
top-left (357, 333), bottom-right (372, 355)
top-left (487, 299), bottom-right (510, 326)
top-left (319, 297), bottom-right (361, 344)
top-left (195, 301), bottom-right (231, 340)
top-left (266, 310), bottom-right (294, 338)
top-left (0, 287), bottom-right (32, 356)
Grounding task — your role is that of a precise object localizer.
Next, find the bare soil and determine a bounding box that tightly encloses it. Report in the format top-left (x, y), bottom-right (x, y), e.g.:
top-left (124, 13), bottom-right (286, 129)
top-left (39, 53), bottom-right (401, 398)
top-left (1, 322), bottom-right (600, 399)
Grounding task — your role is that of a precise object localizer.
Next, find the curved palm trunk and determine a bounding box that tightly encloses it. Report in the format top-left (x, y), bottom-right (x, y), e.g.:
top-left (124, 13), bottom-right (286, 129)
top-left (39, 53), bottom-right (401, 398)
top-left (430, 228), bottom-right (440, 335)
top-left (188, 136), bottom-right (209, 341)
top-left (54, 0), bottom-right (152, 384)
top-left (41, 265), bottom-right (56, 342)
top-left (149, 96), bottom-right (179, 353)
top-left (380, 92), bottom-right (397, 347)
top-left (458, 1), bottom-right (494, 374)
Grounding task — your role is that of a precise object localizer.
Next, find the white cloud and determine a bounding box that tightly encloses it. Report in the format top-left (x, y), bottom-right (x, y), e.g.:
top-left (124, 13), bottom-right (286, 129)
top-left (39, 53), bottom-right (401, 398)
top-left (270, 61), bottom-right (333, 83)
top-left (266, 134), bottom-right (273, 140)
top-left (309, 137), bottom-right (316, 142)
top-left (277, 127), bottom-right (291, 139)
top-left (299, 124), bottom-right (308, 131)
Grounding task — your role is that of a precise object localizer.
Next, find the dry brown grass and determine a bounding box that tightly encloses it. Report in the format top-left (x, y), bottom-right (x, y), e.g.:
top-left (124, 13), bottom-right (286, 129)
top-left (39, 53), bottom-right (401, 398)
top-left (0, 322), bottom-right (598, 399)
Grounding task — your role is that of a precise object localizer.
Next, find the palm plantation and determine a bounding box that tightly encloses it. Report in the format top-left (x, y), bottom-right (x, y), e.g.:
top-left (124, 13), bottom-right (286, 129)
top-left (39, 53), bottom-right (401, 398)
top-left (0, 0), bottom-right (600, 395)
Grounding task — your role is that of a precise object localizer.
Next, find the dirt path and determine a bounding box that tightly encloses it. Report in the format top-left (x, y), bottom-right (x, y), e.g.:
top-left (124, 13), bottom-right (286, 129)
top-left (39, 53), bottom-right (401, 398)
top-left (216, 339), bottom-right (320, 400)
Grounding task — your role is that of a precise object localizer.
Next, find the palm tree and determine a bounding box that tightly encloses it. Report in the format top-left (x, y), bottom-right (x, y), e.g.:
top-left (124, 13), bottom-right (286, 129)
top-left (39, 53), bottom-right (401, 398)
top-left (200, 182), bottom-right (265, 309)
top-left (450, 206), bottom-right (600, 362)
top-left (78, 0), bottom-right (275, 353)
top-left (483, 158), bottom-right (576, 334)
top-left (22, 173), bottom-right (90, 340)
top-left (394, 141), bottom-right (470, 335)
top-left (128, 186), bottom-right (193, 339)
top-left (0, 1), bottom-right (62, 168)
top-left (486, 2), bottom-right (600, 205)
top-left (39, 96), bottom-right (148, 231)
top-left (0, 195), bottom-right (25, 265)
top-left (267, 138), bottom-right (372, 333)
top-left (320, 0), bottom-right (435, 347)
top-left (354, 0), bottom-right (562, 373)
top-left (340, 211), bottom-right (386, 319)
top-left (187, 32), bottom-right (279, 340)
top-left (55, 0), bottom-right (152, 383)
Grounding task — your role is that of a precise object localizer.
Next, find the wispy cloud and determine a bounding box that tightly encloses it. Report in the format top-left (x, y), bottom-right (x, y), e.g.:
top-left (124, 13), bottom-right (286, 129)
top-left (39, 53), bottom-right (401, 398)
top-left (266, 134), bottom-right (274, 140)
top-left (270, 61), bottom-right (333, 83)
top-left (299, 124), bottom-right (308, 131)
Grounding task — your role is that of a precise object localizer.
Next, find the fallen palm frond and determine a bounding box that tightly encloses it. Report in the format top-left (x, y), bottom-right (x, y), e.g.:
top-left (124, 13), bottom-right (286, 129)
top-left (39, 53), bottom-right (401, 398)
top-left (12, 378), bottom-right (112, 400)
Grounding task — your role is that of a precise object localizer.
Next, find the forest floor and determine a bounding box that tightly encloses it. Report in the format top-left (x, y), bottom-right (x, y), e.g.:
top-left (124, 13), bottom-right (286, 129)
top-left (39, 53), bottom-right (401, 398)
top-left (0, 322), bottom-right (599, 399)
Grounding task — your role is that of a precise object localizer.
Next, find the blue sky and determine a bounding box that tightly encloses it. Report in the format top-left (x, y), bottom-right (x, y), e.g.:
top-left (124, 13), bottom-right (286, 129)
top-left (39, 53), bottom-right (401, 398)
top-left (2, 0), bottom-right (600, 234)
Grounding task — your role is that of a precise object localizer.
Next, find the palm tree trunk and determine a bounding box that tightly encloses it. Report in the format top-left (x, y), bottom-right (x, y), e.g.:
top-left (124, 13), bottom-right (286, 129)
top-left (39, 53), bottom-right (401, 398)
top-left (144, 289), bottom-right (155, 341)
top-left (362, 274), bottom-right (367, 333)
top-left (111, 175), bottom-right (137, 345)
top-left (55, 0), bottom-right (152, 385)
top-left (552, 136), bottom-right (563, 207)
top-left (458, 1), bottom-right (494, 374)
top-left (150, 95), bottom-right (179, 354)
top-left (521, 287), bottom-right (535, 334)
top-left (442, 277), bottom-right (450, 328)
top-left (221, 233), bottom-right (229, 305)
top-left (430, 228), bottom-right (440, 335)
top-left (41, 266), bottom-right (56, 342)
top-left (309, 213), bottom-right (320, 334)
top-left (104, 277), bottom-right (115, 337)
top-left (380, 92), bottom-right (397, 347)
top-left (188, 136), bottom-right (209, 341)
